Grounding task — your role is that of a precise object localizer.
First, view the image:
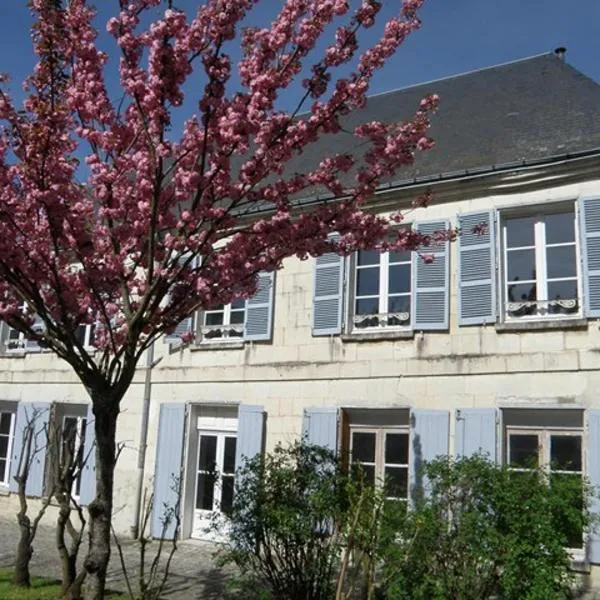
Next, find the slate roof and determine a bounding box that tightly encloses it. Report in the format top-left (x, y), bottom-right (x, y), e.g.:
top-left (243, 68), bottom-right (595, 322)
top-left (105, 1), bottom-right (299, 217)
top-left (286, 52), bottom-right (600, 191)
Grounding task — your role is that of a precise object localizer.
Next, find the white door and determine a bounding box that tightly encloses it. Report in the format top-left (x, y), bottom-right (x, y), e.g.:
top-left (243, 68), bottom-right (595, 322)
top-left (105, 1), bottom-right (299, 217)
top-left (192, 430), bottom-right (237, 539)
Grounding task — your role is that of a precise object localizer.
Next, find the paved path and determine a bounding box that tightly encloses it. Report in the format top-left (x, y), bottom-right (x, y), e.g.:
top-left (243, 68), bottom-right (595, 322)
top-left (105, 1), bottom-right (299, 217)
top-left (0, 516), bottom-right (231, 599)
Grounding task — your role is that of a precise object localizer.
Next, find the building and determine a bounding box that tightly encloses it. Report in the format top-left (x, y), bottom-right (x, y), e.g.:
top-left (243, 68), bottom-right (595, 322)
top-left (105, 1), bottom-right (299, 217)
top-left (2, 50), bottom-right (600, 581)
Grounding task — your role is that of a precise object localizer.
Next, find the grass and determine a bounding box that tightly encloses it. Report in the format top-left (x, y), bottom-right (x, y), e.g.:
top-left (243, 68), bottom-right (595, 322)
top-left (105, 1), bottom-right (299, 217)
top-left (0, 569), bottom-right (126, 599)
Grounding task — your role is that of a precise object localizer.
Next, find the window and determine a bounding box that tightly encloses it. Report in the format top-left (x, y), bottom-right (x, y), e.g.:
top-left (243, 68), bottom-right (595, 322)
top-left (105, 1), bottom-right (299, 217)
top-left (502, 208), bottom-right (580, 320)
top-left (0, 411), bottom-right (15, 486)
top-left (74, 324), bottom-right (95, 349)
top-left (61, 415), bottom-right (87, 500)
top-left (353, 249), bottom-right (412, 331)
top-left (201, 299), bottom-right (246, 341)
top-left (345, 409), bottom-right (410, 502)
top-left (504, 409), bottom-right (584, 552)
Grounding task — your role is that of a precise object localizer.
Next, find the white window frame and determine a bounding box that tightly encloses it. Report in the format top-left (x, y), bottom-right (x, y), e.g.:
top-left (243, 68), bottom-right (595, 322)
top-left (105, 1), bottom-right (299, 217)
top-left (0, 411), bottom-right (15, 487)
top-left (350, 249), bottom-right (413, 333)
top-left (500, 204), bottom-right (582, 322)
top-left (349, 424), bottom-right (410, 502)
top-left (200, 301), bottom-right (246, 343)
top-left (61, 414), bottom-right (87, 501)
top-left (505, 425), bottom-right (584, 558)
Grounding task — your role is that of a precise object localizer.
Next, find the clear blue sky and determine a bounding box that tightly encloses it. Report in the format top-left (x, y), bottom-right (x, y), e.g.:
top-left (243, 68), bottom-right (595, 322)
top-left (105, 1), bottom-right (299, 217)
top-left (0, 0), bottom-right (598, 125)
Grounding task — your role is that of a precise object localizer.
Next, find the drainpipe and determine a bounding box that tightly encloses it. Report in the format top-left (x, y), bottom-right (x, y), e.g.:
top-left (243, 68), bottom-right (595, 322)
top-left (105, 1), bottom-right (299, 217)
top-left (131, 341), bottom-right (162, 539)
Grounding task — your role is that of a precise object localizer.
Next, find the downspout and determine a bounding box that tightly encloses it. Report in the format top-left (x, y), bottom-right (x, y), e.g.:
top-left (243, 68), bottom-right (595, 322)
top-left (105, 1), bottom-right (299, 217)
top-left (131, 341), bottom-right (162, 539)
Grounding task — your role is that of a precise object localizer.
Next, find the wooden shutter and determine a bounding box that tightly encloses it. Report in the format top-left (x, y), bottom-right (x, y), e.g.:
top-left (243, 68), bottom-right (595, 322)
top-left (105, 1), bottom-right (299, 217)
top-left (234, 404), bottom-right (265, 472)
top-left (151, 404), bottom-right (186, 539)
top-left (579, 196), bottom-right (600, 317)
top-left (587, 410), bottom-right (600, 563)
top-left (244, 272), bottom-right (275, 341)
top-left (458, 211), bottom-right (497, 325)
top-left (302, 408), bottom-right (339, 451)
top-left (412, 220), bottom-right (450, 330)
top-left (9, 402), bottom-right (51, 496)
top-left (78, 405), bottom-right (96, 506)
top-left (409, 409), bottom-right (449, 503)
top-left (312, 251), bottom-right (345, 336)
top-left (455, 408), bottom-right (497, 462)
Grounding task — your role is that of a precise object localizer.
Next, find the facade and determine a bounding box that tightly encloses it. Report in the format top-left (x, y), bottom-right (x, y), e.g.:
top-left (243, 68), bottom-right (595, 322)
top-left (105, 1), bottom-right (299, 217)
top-left (2, 51), bottom-right (600, 582)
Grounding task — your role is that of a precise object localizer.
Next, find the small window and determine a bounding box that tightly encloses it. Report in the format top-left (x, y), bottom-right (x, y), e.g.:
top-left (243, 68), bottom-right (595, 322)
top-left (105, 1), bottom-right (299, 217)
top-left (0, 411), bottom-right (15, 486)
top-left (505, 414), bottom-right (584, 552)
top-left (201, 299), bottom-right (246, 342)
top-left (74, 324), bottom-right (95, 349)
top-left (352, 249), bottom-right (412, 331)
top-left (502, 207), bottom-right (580, 321)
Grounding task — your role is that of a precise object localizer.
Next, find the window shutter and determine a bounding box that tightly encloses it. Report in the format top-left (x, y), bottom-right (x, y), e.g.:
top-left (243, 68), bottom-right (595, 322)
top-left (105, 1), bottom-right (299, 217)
top-left (78, 405), bottom-right (96, 506)
top-left (302, 408), bottom-right (338, 451)
top-left (312, 250), bottom-right (345, 336)
top-left (244, 272), bottom-right (275, 341)
top-left (9, 402), bottom-right (51, 496)
top-left (588, 409), bottom-right (600, 563)
top-left (151, 403), bottom-right (186, 540)
top-left (412, 220), bottom-right (450, 330)
top-left (579, 196), bottom-right (600, 318)
top-left (165, 315), bottom-right (194, 344)
top-left (455, 408), bottom-right (497, 461)
top-left (234, 404), bottom-right (265, 474)
top-left (458, 211), bottom-right (496, 325)
top-left (409, 409), bottom-right (449, 503)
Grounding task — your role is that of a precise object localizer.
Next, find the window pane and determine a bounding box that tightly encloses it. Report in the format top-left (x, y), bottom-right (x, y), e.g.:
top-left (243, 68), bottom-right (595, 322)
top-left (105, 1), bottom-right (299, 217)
top-left (223, 437), bottom-right (237, 474)
top-left (508, 434), bottom-right (539, 468)
top-left (196, 473), bottom-right (215, 510)
top-left (0, 459), bottom-right (5, 483)
top-left (355, 298), bottom-right (379, 316)
top-left (205, 312), bottom-right (224, 326)
top-left (385, 466), bottom-right (408, 499)
top-left (0, 413), bottom-right (11, 435)
top-left (550, 473), bottom-right (584, 548)
top-left (506, 249), bottom-right (536, 282)
top-left (385, 433), bottom-right (409, 465)
top-left (356, 267), bottom-right (380, 296)
top-left (229, 310), bottom-right (245, 325)
top-left (550, 436), bottom-right (581, 472)
top-left (75, 325), bottom-right (87, 346)
top-left (389, 249), bottom-right (411, 263)
top-left (358, 250), bottom-right (380, 266)
top-left (388, 264), bottom-right (411, 294)
top-left (352, 432), bottom-right (376, 463)
top-left (547, 281), bottom-right (578, 315)
top-left (231, 298), bottom-right (245, 310)
top-left (0, 436), bottom-right (7, 458)
top-left (546, 212), bottom-right (575, 245)
top-left (547, 246), bottom-right (576, 279)
top-left (388, 296), bottom-right (410, 316)
top-left (198, 435), bottom-right (217, 472)
top-left (352, 463), bottom-right (376, 486)
top-left (506, 216), bottom-right (535, 248)
top-left (221, 475), bottom-right (235, 513)
top-left (507, 282), bottom-right (537, 305)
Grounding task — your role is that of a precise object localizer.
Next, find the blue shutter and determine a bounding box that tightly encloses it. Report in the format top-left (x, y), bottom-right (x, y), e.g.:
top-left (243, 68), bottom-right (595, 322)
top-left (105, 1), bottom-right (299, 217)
top-left (165, 315), bottom-right (194, 345)
top-left (312, 250), bottom-right (345, 336)
top-left (244, 272), bottom-right (275, 341)
top-left (302, 408), bottom-right (338, 451)
top-left (9, 402), bottom-right (51, 496)
top-left (151, 404), bottom-right (186, 539)
top-left (234, 404), bottom-right (265, 472)
top-left (455, 409), bottom-right (497, 461)
top-left (412, 220), bottom-right (450, 330)
top-left (78, 405), bottom-right (96, 506)
top-left (410, 409), bottom-right (449, 502)
top-left (579, 196), bottom-right (600, 317)
top-left (588, 410), bottom-right (600, 563)
top-left (458, 211), bottom-right (496, 325)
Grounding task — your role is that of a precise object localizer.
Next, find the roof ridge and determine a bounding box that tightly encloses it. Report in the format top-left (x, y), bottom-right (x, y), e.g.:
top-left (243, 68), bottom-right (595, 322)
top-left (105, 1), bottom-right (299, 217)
top-left (366, 51), bottom-right (555, 99)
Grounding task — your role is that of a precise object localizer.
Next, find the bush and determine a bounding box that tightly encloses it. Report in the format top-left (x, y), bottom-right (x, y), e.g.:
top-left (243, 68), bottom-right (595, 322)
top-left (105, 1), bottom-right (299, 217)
top-left (379, 455), bottom-right (591, 600)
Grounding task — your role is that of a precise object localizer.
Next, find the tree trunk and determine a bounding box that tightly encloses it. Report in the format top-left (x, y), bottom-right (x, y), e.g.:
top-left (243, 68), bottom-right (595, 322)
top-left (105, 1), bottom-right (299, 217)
top-left (13, 512), bottom-right (32, 587)
top-left (57, 502), bottom-right (79, 598)
top-left (82, 400), bottom-right (119, 600)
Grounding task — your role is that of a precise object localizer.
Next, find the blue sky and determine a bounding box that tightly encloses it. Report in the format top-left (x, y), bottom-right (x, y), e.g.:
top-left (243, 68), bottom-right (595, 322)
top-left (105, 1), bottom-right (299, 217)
top-left (0, 0), bottom-right (598, 125)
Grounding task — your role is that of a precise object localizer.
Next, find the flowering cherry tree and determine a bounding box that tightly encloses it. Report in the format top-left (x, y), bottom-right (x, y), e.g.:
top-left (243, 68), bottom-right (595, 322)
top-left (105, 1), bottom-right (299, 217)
top-left (0, 0), bottom-right (440, 597)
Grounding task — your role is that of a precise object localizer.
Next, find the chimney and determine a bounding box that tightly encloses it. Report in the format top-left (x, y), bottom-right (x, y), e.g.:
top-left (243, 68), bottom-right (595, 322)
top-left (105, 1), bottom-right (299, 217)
top-left (554, 47), bottom-right (566, 61)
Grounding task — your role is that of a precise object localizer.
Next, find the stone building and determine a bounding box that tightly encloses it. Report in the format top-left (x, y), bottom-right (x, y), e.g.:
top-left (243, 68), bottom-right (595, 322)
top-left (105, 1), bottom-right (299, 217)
top-left (2, 50), bottom-right (600, 581)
